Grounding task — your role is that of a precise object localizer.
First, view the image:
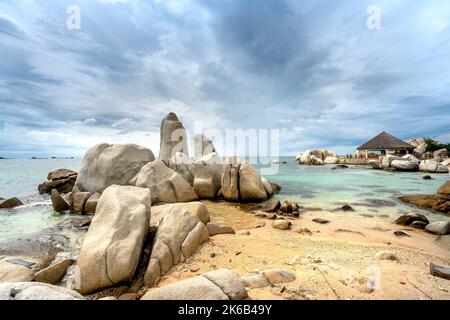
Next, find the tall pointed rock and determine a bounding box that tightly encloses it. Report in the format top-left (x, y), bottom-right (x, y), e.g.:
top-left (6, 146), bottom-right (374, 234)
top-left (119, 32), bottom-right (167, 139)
top-left (159, 112), bottom-right (189, 164)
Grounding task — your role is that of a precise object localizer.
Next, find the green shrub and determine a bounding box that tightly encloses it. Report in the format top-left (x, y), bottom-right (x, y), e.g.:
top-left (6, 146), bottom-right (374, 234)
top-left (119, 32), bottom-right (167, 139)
top-left (424, 137), bottom-right (450, 152)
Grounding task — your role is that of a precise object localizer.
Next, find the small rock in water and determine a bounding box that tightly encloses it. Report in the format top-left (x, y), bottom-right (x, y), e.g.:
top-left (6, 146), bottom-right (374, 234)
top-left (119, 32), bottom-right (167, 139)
top-left (312, 218), bottom-right (329, 224)
top-left (375, 251), bottom-right (398, 261)
top-left (0, 197), bottom-right (23, 209)
top-left (272, 220), bottom-right (291, 230)
top-left (332, 164), bottom-right (349, 170)
top-left (430, 262), bottom-right (450, 280)
top-left (423, 175), bottom-right (433, 180)
top-left (425, 221), bottom-right (450, 236)
top-left (341, 204), bottom-right (354, 212)
top-left (394, 230), bottom-right (411, 237)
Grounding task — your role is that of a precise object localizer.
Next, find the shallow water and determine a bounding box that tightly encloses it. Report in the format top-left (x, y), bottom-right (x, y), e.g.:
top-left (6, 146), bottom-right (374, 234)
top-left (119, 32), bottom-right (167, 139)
top-left (0, 157), bottom-right (449, 241)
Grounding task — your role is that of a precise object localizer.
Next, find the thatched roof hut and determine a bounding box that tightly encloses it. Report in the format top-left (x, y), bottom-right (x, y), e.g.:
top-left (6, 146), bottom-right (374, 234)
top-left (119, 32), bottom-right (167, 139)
top-left (356, 131), bottom-right (414, 156)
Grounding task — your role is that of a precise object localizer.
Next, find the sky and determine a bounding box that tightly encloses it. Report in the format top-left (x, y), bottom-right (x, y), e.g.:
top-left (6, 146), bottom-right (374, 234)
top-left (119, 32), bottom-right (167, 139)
top-left (1, 0), bottom-right (450, 157)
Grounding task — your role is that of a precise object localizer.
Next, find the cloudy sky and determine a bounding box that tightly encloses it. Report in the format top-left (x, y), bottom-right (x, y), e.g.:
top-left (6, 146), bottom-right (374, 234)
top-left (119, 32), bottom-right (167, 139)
top-left (1, 0), bottom-right (450, 157)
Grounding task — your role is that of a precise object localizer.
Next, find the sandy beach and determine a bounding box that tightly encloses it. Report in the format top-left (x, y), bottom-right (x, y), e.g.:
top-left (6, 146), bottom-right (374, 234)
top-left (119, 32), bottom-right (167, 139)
top-left (155, 201), bottom-right (450, 300)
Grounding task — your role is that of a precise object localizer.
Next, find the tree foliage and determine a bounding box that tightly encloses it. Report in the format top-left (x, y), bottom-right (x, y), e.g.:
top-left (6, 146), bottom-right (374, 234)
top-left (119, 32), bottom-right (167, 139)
top-left (424, 137), bottom-right (450, 152)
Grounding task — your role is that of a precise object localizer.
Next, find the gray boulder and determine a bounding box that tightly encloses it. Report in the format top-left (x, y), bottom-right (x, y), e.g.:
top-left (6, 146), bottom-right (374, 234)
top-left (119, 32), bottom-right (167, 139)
top-left (419, 160), bottom-right (449, 173)
top-left (193, 163), bottom-right (222, 199)
top-left (425, 221), bottom-right (450, 235)
top-left (0, 282), bottom-right (84, 300)
top-left (150, 202), bottom-right (210, 227)
top-left (239, 161), bottom-right (267, 202)
top-left (74, 143), bottom-right (155, 194)
top-left (391, 160), bottom-right (419, 171)
top-left (77, 185), bottom-right (151, 294)
top-left (168, 152), bottom-right (195, 185)
top-left (38, 169), bottom-right (77, 194)
top-left (221, 163), bottom-right (240, 202)
top-left (135, 160), bottom-right (198, 205)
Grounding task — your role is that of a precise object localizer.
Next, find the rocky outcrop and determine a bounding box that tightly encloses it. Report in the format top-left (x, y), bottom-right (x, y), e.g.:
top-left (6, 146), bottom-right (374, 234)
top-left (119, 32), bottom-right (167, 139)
top-left (135, 160), bottom-right (198, 205)
top-left (74, 143), bottom-right (155, 194)
top-left (239, 161), bottom-right (267, 202)
top-left (399, 180), bottom-right (450, 214)
top-left (168, 152), bottom-right (195, 185)
top-left (433, 149), bottom-right (448, 158)
top-left (144, 206), bottom-right (209, 287)
top-left (38, 169), bottom-right (77, 194)
top-left (142, 269), bottom-right (247, 300)
top-left (193, 163), bottom-right (222, 199)
top-left (391, 159), bottom-right (419, 171)
top-left (77, 185), bottom-right (151, 294)
top-left (0, 197), bottom-right (23, 209)
top-left (297, 150), bottom-right (336, 165)
top-left (324, 156), bottom-right (340, 164)
top-left (150, 202), bottom-right (210, 227)
top-left (0, 282), bottom-right (84, 300)
top-left (159, 113), bottom-right (189, 164)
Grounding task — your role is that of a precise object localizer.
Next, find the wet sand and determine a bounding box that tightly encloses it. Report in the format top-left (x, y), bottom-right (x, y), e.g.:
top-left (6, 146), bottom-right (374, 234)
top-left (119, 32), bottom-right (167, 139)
top-left (156, 201), bottom-right (450, 300)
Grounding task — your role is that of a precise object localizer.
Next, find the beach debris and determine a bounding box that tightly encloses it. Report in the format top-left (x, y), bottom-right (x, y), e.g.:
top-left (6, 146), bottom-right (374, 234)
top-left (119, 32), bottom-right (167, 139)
top-left (375, 251), bottom-right (398, 261)
top-left (394, 212), bottom-right (429, 226)
top-left (51, 189), bottom-right (69, 213)
top-left (206, 223), bottom-right (236, 236)
top-left (0, 197), bottom-right (23, 209)
top-left (312, 218), bottom-right (330, 224)
top-left (5, 258), bottom-right (36, 269)
top-left (261, 200), bottom-right (281, 213)
top-left (430, 262), bottom-right (450, 280)
top-left (240, 273), bottom-right (270, 288)
top-left (425, 221), bottom-right (450, 235)
top-left (334, 229), bottom-right (366, 237)
top-left (296, 227), bottom-right (313, 235)
top-left (38, 168), bottom-right (77, 194)
top-left (272, 219), bottom-right (292, 230)
top-left (394, 230), bottom-right (411, 237)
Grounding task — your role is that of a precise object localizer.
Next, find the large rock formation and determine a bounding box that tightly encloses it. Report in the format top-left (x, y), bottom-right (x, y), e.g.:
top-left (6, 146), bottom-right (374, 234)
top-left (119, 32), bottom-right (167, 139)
top-left (193, 163), bottom-right (223, 199)
top-left (144, 205), bottom-right (209, 287)
top-left (221, 162), bottom-right (240, 202)
top-left (74, 143), bottom-right (155, 194)
top-left (419, 160), bottom-right (449, 173)
top-left (239, 161), bottom-right (267, 202)
top-left (77, 185), bottom-right (151, 294)
top-left (38, 169), bottom-right (77, 194)
top-left (168, 152), bottom-right (195, 185)
top-left (297, 150), bottom-right (336, 165)
top-left (159, 113), bottom-right (189, 164)
top-left (135, 160), bottom-right (198, 205)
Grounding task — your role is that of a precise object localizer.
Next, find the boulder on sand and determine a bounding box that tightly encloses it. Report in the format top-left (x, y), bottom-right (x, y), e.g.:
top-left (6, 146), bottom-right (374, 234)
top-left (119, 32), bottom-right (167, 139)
top-left (74, 143), bottom-right (155, 194)
top-left (38, 169), bottom-right (77, 194)
top-left (135, 160), bottom-right (198, 205)
top-left (77, 185), bottom-right (151, 294)
top-left (144, 206), bottom-right (209, 287)
top-left (142, 269), bottom-right (247, 300)
top-left (0, 197), bottom-right (23, 209)
top-left (159, 113), bottom-right (189, 164)
top-left (0, 282), bottom-right (84, 300)
top-left (394, 212), bottom-right (429, 226)
top-left (193, 163), bottom-right (222, 199)
top-left (425, 221), bottom-right (450, 235)
top-left (239, 161), bottom-right (268, 202)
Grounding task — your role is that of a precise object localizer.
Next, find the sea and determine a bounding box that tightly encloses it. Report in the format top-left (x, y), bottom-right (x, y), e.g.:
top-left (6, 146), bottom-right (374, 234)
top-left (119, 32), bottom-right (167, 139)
top-left (0, 157), bottom-right (449, 241)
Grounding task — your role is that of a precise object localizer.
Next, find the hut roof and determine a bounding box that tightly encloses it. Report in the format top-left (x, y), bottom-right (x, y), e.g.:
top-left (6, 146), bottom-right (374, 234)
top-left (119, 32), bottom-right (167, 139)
top-left (356, 131), bottom-right (415, 150)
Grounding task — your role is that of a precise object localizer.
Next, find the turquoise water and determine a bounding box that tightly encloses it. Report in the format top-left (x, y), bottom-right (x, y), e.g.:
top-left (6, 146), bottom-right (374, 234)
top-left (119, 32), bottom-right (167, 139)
top-left (0, 157), bottom-right (449, 241)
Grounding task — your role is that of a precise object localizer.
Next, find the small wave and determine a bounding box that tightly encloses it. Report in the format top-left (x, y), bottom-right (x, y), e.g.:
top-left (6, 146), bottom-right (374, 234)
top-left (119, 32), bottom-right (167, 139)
top-left (18, 201), bottom-right (52, 208)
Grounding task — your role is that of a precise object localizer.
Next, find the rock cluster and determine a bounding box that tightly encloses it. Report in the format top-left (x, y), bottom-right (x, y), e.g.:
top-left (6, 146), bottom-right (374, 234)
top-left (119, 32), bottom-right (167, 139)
top-left (296, 150), bottom-right (337, 165)
top-left (38, 169), bottom-right (77, 194)
top-left (370, 154), bottom-right (449, 173)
